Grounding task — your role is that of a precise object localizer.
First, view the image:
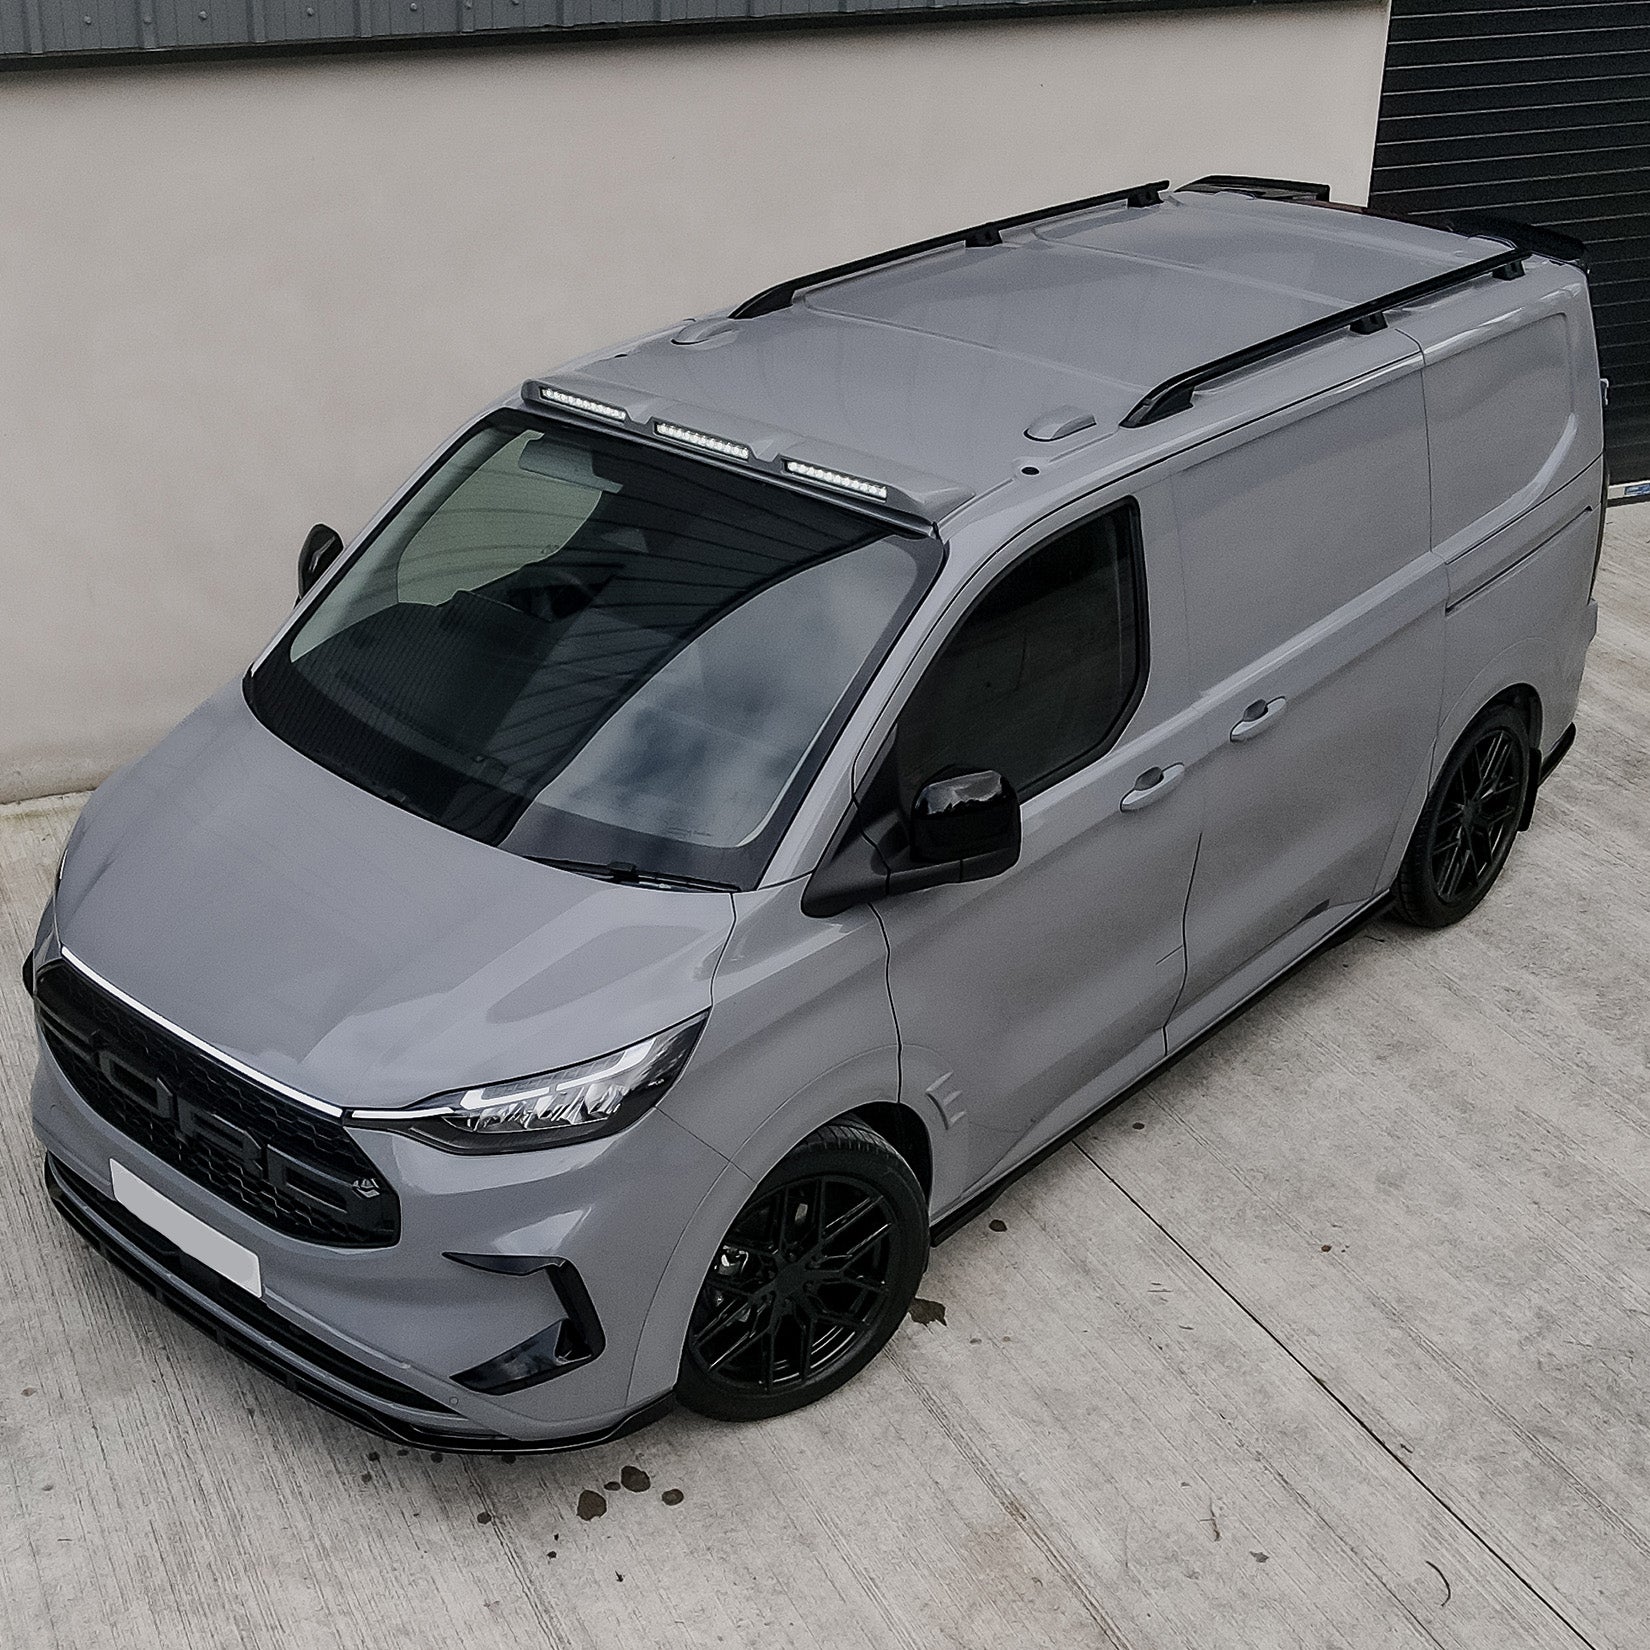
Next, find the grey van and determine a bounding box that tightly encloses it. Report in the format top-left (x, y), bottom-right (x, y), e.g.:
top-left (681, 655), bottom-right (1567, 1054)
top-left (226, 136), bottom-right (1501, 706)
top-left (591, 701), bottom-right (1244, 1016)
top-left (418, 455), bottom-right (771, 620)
top-left (27, 177), bottom-right (1604, 1450)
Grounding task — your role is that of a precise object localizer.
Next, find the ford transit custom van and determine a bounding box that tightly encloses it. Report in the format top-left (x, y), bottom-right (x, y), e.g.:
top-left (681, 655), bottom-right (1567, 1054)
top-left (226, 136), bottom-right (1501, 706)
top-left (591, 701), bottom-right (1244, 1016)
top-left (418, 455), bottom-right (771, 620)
top-left (28, 176), bottom-right (1605, 1449)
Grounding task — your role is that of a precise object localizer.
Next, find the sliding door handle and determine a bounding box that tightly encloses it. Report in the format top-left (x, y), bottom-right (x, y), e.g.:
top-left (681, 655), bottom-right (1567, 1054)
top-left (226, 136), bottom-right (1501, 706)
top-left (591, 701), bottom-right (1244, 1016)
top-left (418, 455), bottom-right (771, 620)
top-left (1230, 696), bottom-right (1288, 743)
top-left (1120, 763), bottom-right (1185, 813)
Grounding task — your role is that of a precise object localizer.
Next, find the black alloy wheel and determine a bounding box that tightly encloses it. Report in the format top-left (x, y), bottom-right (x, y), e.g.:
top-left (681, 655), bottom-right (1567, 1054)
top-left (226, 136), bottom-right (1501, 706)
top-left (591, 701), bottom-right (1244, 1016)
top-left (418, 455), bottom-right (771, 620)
top-left (1395, 704), bottom-right (1531, 928)
top-left (677, 1121), bottom-right (928, 1421)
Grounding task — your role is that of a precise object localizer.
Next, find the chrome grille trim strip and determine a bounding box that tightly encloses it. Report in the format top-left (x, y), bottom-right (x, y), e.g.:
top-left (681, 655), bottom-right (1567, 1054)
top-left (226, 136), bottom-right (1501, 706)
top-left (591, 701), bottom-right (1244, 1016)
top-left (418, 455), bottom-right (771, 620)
top-left (57, 946), bottom-right (346, 1119)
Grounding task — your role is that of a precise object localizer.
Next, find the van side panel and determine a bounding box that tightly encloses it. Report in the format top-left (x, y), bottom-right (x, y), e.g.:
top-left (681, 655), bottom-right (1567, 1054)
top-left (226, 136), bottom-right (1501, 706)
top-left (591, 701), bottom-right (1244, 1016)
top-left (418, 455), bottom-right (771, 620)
top-left (1427, 459), bottom-right (1603, 806)
top-left (1174, 361), bottom-right (1433, 694)
top-left (1169, 351), bottom-right (1445, 1015)
top-left (1398, 267), bottom-right (1603, 565)
top-left (1393, 264), bottom-right (1604, 813)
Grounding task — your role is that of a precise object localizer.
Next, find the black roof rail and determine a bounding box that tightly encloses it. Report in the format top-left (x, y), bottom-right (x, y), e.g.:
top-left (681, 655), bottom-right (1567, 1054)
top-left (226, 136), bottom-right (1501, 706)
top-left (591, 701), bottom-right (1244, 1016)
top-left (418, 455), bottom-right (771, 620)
top-left (1181, 174), bottom-right (1332, 204)
top-left (1120, 236), bottom-right (1530, 429)
top-left (1183, 181), bottom-right (1587, 272)
top-left (1442, 211), bottom-right (1587, 271)
top-left (730, 179), bottom-right (1170, 320)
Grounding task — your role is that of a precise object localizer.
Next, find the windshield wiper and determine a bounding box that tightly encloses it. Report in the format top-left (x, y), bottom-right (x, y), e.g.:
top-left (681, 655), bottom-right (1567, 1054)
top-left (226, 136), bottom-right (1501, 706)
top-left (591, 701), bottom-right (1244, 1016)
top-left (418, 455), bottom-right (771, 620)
top-left (532, 857), bottom-right (735, 893)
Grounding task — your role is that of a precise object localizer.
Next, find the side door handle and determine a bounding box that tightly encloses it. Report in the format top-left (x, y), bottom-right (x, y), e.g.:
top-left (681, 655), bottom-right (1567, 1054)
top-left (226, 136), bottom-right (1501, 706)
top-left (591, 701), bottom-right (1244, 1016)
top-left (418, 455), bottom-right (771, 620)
top-left (1230, 696), bottom-right (1288, 744)
top-left (1120, 763), bottom-right (1185, 813)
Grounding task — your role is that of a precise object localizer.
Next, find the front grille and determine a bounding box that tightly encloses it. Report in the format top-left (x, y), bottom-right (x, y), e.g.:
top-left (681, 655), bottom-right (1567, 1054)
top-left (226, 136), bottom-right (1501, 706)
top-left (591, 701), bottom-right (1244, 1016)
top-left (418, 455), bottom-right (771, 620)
top-left (35, 961), bottom-right (399, 1247)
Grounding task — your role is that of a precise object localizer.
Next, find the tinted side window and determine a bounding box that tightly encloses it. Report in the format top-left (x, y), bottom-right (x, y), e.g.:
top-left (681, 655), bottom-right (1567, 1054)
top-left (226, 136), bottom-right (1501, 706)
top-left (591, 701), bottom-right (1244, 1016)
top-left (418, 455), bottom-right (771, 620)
top-left (896, 503), bottom-right (1145, 805)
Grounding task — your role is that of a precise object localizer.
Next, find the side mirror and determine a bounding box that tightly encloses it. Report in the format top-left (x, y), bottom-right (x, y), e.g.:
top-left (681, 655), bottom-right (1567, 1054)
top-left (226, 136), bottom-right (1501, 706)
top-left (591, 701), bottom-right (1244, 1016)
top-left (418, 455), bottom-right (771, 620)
top-left (802, 766), bottom-right (1021, 918)
top-left (298, 523), bottom-right (345, 600)
top-left (910, 770), bottom-right (1020, 864)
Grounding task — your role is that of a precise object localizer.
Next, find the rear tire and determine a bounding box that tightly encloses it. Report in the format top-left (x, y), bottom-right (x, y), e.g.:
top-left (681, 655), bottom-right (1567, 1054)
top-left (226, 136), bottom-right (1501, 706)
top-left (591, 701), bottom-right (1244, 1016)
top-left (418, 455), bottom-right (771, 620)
top-left (676, 1121), bottom-right (929, 1422)
top-left (1394, 704), bottom-right (1531, 928)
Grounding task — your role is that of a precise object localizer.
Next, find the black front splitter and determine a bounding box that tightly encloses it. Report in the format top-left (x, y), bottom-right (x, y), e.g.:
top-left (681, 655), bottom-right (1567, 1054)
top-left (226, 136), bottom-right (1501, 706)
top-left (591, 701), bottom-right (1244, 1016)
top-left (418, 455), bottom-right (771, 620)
top-left (45, 1154), bottom-right (674, 1456)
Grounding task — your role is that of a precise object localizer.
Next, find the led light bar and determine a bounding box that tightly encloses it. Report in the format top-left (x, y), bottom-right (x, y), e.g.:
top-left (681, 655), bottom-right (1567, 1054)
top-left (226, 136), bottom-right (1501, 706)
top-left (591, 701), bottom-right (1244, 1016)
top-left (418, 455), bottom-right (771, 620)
top-left (536, 384), bottom-right (629, 423)
top-left (654, 421), bottom-right (752, 461)
top-left (782, 459), bottom-right (889, 501)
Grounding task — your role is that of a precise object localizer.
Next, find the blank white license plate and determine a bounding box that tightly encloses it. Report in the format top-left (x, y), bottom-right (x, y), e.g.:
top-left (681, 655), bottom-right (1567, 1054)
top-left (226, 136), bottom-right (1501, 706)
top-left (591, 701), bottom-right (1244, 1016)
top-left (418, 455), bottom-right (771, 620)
top-left (110, 1160), bottom-right (263, 1297)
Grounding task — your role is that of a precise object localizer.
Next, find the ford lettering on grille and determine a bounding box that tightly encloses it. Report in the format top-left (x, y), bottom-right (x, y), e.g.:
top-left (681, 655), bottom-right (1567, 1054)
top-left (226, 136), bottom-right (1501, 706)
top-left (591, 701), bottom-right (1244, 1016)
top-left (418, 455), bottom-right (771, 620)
top-left (34, 962), bottom-right (399, 1247)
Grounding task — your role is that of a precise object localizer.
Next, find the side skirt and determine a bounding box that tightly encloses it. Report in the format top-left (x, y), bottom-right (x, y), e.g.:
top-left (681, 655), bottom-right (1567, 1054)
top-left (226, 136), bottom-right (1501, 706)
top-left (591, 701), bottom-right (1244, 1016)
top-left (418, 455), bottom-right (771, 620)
top-left (930, 891), bottom-right (1393, 1245)
top-left (1519, 721), bottom-right (1577, 832)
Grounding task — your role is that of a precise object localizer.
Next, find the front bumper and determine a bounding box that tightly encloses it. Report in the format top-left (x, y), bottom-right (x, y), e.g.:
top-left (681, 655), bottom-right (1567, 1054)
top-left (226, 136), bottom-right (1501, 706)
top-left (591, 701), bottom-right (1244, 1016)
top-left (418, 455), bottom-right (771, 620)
top-left (45, 1155), bottom-right (672, 1453)
top-left (31, 1017), bottom-right (737, 1448)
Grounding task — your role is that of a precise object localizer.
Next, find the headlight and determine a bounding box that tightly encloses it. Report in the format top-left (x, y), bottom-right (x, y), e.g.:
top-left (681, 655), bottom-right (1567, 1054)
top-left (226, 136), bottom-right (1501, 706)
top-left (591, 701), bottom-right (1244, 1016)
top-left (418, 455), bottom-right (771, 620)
top-left (347, 1014), bottom-right (707, 1153)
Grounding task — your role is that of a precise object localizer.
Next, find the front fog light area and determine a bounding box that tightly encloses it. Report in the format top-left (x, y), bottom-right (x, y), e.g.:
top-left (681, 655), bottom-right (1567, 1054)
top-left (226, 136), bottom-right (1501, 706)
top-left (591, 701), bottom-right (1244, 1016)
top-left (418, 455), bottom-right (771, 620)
top-left (348, 1014), bottom-right (707, 1152)
top-left (448, 1255), bottom-right (607, 1393)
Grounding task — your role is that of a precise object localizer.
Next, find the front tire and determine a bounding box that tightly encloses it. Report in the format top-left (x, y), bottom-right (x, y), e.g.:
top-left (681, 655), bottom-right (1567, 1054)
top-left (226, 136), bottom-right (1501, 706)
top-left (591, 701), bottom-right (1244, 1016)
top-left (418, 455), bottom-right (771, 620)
top-left (1394, 704), bottom-right (1531, 928)
top-left (676, 1120), bottom-right (929, 1422)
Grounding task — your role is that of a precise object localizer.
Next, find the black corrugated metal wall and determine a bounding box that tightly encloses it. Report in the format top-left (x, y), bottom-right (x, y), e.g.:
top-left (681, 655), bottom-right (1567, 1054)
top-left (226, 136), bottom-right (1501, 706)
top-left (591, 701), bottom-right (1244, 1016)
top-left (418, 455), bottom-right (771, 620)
top-left (1369, 1), bottom-right (1650, 483)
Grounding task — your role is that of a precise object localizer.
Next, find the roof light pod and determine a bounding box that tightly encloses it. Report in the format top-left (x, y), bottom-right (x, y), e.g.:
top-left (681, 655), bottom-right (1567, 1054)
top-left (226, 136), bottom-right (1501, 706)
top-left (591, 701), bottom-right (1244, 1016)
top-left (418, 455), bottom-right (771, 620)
top-left (654, 421), bottom-right (753, 461)
top-left (782, 460), bottom-right (889, 501)
top-left (530, 383), bottom-right (630, 423)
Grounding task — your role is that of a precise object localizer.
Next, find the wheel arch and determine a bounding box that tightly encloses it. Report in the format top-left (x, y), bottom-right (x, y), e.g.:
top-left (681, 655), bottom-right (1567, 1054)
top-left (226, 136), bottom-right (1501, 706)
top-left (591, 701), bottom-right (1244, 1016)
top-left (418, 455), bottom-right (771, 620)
top-left (848, 1100), bottom-right (934, 1201)
top-left (625, 1057), bottom-right (941, 1407)
top-left (1380, 673), bottom-right (1546, 892)
top-left (1437, 671), bottom-right (1545, 779)
top-left (1492, 681), bottom-right (1543, 755)
top-left (1444, 679), bottom-right (1544, 832)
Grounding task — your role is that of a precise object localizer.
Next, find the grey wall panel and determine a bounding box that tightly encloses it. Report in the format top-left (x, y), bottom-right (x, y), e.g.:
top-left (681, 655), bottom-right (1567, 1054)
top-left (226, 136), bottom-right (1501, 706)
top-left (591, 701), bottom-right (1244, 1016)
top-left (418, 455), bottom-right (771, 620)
top-left (1, 0), bottom-right (1369, 66)
top-left (0, 0), bottom-right (35, 55)
top-left (1369, 0), bottom-right (1650, 483)
top-left (157, 0), bottom-right (252, 47)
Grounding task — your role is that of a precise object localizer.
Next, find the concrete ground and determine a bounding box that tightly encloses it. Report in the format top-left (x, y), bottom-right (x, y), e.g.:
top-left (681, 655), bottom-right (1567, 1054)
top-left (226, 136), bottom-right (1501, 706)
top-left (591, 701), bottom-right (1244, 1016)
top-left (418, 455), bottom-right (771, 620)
top-left (3, 510), bottom-right (1648, 1650)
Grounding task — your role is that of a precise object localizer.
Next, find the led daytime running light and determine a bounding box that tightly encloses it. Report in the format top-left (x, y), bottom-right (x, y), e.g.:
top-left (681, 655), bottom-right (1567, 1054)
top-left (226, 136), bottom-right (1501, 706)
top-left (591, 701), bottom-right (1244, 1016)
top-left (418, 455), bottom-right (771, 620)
top-left (537, 385), bottom-right (629, 423)
top-left (654, 421), bottom-right (752, 461)
top-left (782, 460), bottom-right (889, 500)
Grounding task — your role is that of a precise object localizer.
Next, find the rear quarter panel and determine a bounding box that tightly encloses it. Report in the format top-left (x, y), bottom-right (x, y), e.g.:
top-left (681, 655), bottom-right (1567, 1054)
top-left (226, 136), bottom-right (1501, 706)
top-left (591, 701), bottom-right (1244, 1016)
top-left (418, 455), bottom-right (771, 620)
top-left (1434, 461), bottom-right (1603, 772)
top-left (1393, 262), bottom-right (1604, 817)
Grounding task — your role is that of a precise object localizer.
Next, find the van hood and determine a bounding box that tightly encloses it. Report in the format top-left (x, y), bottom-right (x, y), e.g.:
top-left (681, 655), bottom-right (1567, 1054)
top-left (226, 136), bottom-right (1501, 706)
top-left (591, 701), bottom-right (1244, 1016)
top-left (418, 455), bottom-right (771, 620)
top-left (52, 686), bottom-right (735, 1111)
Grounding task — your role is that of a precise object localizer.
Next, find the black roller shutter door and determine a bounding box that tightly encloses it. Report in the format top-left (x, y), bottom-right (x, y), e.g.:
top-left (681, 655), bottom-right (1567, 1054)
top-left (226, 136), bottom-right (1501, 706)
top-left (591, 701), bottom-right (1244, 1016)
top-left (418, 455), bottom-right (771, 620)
top-left (1369, 1), bottom-right (1650, 483)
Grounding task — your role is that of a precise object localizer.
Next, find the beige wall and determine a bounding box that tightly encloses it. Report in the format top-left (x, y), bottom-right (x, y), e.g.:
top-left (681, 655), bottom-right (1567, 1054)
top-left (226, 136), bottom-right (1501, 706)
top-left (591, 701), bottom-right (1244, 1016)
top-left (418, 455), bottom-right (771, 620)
top-left (0, 5), bottom-right (1391, 800)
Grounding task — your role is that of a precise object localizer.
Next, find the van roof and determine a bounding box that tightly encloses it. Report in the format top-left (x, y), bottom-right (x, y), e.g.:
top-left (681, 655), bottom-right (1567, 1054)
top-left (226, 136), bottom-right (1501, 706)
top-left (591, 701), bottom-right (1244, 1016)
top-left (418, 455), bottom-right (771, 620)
top-left (535, 183), bottom-right (1560, 521)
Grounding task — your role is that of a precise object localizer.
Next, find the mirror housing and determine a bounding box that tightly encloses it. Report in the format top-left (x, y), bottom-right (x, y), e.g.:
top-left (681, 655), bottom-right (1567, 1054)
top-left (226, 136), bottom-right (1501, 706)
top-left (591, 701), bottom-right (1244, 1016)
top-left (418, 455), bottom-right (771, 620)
top-left (802, 767), bottom-right (1021, 919)
top-left (298, 523), bottom-right (345, 600)
top-left (911, 770), bottom-right (1019, 864)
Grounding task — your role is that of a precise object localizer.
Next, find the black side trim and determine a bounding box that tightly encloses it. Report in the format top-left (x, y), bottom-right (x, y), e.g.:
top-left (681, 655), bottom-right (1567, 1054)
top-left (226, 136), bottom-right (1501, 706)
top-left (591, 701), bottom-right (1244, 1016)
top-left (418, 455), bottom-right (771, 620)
top-left (1181, 174), bottom-right (1331, 203)
top-left (931, 893), bottom-right (1393, 1243)
top-left (1540, 723), bottom-right (1577, 786)
top-left (730, 179), bottom-right (1169, 319)
top-left (21, 950), bottom-right (33, 998)
top-left (46, 1156), bottom-right (673, 1454)
top-left (1518, 722), bottom-right (1578, 832)
top-left (1120, 241), bottom-right (1531, 428)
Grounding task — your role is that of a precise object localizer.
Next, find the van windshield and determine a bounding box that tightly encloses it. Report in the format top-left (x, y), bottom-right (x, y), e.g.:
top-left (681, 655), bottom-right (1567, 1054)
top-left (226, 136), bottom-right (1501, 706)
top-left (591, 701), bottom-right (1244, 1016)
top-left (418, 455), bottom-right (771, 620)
top-left (248, 414), bottom-right (940, 889)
